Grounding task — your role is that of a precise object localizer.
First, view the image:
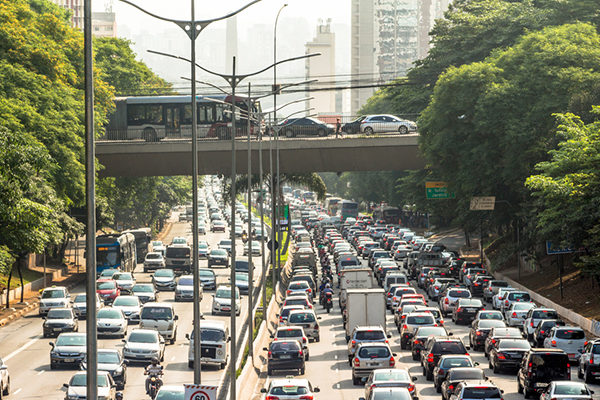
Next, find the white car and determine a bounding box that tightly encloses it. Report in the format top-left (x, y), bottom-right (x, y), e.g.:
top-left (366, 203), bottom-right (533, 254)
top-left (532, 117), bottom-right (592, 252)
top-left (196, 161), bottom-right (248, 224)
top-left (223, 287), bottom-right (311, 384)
top-left (243, 240), bottom-right (261, 256)
top-left (38, 286), bottom-right (70, 316)
top-left (63, 371), bottom-right (118, 400)
top-left (260, 378), bottom-right (320, 399)
top-left (175, 275), bottom-right (197, 302)
top-left (211, 286), bottom-right (240, 316)
top-left (112, 295), bottom-right (141, 322)
top-left (144, 252), bottom-right (165, 273)
top-left (122, 329), bottom-right (165, 362)
top-left (112, 272), bottom-right (136, 294)
top-left (492, 287), bottom-right (517, 310)
top-left (505, 302), bottom-right (536, 327)
top-left (71, 293), bottom-right (102, 319)
top-left (360, 114), bottom-right (417, 135)
top-left (0, 357), bottom-right (10, 398)
top-left (151, 241), bottom-right (166, 256)
top-left (97, 307), bottom-right (128, 338)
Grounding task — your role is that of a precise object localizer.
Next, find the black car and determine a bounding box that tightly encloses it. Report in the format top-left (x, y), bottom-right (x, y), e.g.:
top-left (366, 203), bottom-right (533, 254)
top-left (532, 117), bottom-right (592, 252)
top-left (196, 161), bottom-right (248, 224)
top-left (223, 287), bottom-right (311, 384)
top-left (342, 116), bottom-right (366, 134)
top-left (484, 327), bottom-right (524, 357)
top-left (264, 340), bottom-right (305, 375)
top-left (469, 319), bottom-right (507, 351)
top-left (469, 275), bottom-right (494, 296)
top-left (452, 298), bottom-right (484, 324)
top-left (433, 355), bottom-right (478, 391)
top-left (277, 117), bottom-right (334, 138)
top-left (83, 349), bottom-right (128, 390)
top-left (489, 338), bottom-right (531, 373)
top-left (440, 368), bottom-right (486, 400)
top-left (533, 319), bottom-right (565, 347)
top-left (420, 337), bottom-right (469, 380)
top-left (43, 308), bottom-right (79, 338)
top-left (208, 249), bottom-right (229, 267)
top-left (517, 349), bottom-right (570, 398)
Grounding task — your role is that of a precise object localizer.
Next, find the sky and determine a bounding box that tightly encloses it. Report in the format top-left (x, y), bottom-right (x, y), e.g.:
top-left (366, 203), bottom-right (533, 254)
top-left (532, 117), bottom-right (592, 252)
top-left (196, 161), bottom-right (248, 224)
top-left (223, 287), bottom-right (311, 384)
top-left (101, 0), bottom-right (352, 114)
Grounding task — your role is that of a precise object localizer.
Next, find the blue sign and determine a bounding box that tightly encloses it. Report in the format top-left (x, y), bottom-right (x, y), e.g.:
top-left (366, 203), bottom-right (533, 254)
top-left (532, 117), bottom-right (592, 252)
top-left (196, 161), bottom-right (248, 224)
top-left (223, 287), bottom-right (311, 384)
top-left (546, 241), bottom-right (574, 255)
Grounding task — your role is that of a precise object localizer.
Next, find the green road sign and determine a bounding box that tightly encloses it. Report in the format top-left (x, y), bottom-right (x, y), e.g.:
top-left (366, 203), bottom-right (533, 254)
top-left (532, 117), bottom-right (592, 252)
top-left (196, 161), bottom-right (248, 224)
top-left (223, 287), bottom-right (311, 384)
top-left (425, 181), bottom-right (455, 199)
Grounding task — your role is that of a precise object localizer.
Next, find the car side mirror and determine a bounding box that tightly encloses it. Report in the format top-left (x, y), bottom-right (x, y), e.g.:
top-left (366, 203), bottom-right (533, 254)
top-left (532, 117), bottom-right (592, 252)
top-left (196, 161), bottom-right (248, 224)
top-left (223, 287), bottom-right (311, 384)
top-left (590, 390), bottom-right (594, 394)
top-left (465, 346), bottom-right (470, 350)
top-left (474, 362), bottom-right (479, 366)
top-left (63, 383), bottom-right (69, 389)
top-left (121, 339), bottom-right (126, 343)
top-left (227, 336), bottom-right (231, 342)
top-left (275, 314), bottom-right (279, 318)
top-left (500, 390), bottom-right (504, 394)
top-left (260, 388), bottom-right (267, 393)
top-left (359, 398), bottom-right (366, 400)
top-left (123, 360), bottom-right (129, 365)
top-left (262, 347), bottom-right (268, 351)
top-left (448, 332), bottom-right (453, 336)
top-left (387, 333), bottom-right (392, 339)
top-left (269, 335), bottom-right (274, 339)
top-left (392, 353), bottom-right (397, 357)
top-left (317, 317), bottom-right (322, 320)
top-left (185, 333), bottom-right (190, 340)
top-left (174, 315), bottom-right (179, 320)
top-left (412, 376), bottom-right (418, 382)
top-left (49, 342), bottom-right (55, 348)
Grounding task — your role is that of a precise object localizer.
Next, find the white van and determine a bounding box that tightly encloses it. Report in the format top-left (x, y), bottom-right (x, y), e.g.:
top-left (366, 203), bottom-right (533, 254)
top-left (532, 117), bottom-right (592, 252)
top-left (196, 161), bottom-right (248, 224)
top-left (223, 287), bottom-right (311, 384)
top-left (383, 273), bottom-right (409, 292)
top-left (139, 302), bottom-right (178, 344)
top-left (186, 319), bottom-right (230, 369)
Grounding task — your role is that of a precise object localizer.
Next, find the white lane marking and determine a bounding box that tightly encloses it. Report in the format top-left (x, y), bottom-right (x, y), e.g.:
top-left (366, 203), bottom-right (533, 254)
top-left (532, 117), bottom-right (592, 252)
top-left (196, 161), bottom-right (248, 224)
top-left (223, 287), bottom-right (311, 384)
top-left (36, 370), bottom-right (44, 376)
top-left (13, 388), bottom-right (22, 395)
top-left (3, 336), bottom-right (41, 361)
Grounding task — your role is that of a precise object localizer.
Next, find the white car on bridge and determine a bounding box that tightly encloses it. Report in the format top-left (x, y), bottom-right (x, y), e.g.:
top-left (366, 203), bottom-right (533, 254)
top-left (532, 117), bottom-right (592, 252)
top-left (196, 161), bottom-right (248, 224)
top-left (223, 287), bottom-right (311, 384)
top-left (360, 114), bottom-right (417, 135)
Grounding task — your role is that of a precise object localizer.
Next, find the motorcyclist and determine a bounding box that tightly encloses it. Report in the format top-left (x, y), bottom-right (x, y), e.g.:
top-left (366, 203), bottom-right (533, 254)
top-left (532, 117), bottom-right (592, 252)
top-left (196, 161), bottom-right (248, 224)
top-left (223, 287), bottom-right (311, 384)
top-left (144, 357), bottom-right (163, 394)
top-left (320, 283), bottom-right (333, 305)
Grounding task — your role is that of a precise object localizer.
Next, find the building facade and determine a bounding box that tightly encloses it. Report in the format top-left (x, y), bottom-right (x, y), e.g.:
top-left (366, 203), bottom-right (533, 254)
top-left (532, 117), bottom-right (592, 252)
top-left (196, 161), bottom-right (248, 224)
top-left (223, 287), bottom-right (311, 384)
top-left (92, 11), bottom-right (116, 38)
top-left (50, 0), bottom-right (83, 29)
top-left (305, 20), bottom-right (336, 114)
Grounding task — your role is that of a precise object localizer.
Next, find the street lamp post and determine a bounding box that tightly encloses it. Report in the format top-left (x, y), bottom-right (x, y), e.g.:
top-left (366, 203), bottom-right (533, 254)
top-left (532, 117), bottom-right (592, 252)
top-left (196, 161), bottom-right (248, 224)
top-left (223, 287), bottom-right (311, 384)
top-left (246, 82), bottom-right (254, 364)
top-left (119, 0), bottom-right (260, 385)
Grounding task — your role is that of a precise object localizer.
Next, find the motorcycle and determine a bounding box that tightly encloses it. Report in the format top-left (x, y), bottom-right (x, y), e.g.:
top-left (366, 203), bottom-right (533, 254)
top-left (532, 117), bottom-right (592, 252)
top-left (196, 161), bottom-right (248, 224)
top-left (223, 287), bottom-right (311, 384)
top-left (146, 373), bottom-right (163, 399)
top-left (324, 292), bottom-right (333, 313)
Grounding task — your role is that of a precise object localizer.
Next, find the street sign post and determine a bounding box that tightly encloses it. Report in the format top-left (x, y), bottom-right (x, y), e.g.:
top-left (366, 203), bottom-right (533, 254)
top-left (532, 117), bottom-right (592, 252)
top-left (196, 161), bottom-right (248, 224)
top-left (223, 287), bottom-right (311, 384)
top-left (470, 196), bottom-right (496, 211)
top-left (184, 384), bottom-right (217, 400)
top-left (425, 182), bottom-right (454, 199)
top-left (545, 241), bottom-right (574, 255)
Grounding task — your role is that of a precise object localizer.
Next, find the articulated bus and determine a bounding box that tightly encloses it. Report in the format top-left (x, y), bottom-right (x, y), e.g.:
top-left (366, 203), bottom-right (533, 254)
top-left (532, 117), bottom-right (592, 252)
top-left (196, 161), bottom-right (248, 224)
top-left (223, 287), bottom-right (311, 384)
top-left (337, 200), bottom-right (359, 221)
top-left (373, 206), bottom-right (402, 225)
top-left (105, 95), bottom-right (261, 141)
top-left (123, 227), bottom-right (152, 263)
top-left (96, 233), bottom-right (137, 274)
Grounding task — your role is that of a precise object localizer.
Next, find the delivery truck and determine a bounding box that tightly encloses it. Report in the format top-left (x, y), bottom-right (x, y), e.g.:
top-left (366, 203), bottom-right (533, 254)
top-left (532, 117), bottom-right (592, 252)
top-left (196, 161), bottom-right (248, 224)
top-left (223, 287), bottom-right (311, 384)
top-left (339, 268), bottom-right (376, 310)
top-left (344, 288), bottom-right (387, 341)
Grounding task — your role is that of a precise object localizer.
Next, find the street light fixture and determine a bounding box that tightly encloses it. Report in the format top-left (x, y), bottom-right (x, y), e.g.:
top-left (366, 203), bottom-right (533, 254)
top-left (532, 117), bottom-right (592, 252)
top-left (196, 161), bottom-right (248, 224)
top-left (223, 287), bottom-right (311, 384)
top-left (119, 0), bottom-right (261, 386)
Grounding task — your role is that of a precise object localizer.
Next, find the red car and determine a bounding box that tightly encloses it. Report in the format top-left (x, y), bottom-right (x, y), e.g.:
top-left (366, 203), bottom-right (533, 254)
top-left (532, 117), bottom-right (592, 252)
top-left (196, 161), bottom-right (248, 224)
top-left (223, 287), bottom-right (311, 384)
top-left (96, 278), bottom-right (120, 304)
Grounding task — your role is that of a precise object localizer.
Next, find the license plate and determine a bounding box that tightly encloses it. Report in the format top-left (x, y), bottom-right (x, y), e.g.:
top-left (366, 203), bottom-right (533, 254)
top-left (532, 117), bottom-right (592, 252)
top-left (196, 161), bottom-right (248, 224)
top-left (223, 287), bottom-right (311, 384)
top-left (64, 358), bottom-right (74, 363)
top-left (536, 383), bottom-right (548, 388)
top-left (280, 355), bottom-right (291, 359)
top-left (53, 328), bottom-right (62, 331)
top-left (466, 308), bottom-right (476, 312)
top-left (568, 354), bottom-right (575, 358)
top-left (368, 362), bottom-right (380, 367)
top-left (222, 307), bottom-right (230, 311)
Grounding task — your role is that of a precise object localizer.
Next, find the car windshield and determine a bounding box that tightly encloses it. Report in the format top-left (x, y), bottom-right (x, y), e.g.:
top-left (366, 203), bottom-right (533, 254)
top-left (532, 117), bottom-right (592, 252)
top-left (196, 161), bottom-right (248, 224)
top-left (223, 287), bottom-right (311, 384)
top-left (407, 315), bottom-right (435, 325)
top-left (42, 289), bottom-right (65, 299)
top-left (459, 299), bottom-right (482, 307)
top-left (434, 341), bottom-right (466, 353)
top-left (374, 369), bottom-right (410, 381)
top-left (442, 358), bottom-right (472, 368)
top-left (462, 387), bottom-right (501, 399)
top-left (479, 312), bottom-right (503, 320)
top-left (113, 297), bottom-right (138, 306)
top-left (449, 290), bottom-right (470, 298)
top-left (416, 327), bottom-right (447, 337)
top-left (98, 309), bottom-right (122, 319)
top-left (277, 329), bottom-right (303, 338)
top-left (478, 320), bottom-right (506, 328)
top-left (450, 370), bottom-right (485, 380)
top-left (198, 243), bottom-right (208, 249)
top-left (219, 240), bottom-right (231, 246)
top-left (154, 270), bottom-right (174, 278)
top-left (133, 285), bottom-right (153, 293)
top-left (129, 331), bottom-right (158, 343)
top-left (290, 282), bottom-right (309, 289)
top-left (289, 313), bottom-right (315, 323)
top-left (509, 292), bottom-right (530, 301)
top-left (70, 374), bottom-right (109, 387)
top-left (200, 329), bottom-right (225, 342)
top-left (56, 335), bottom-right (85, 346)
top-left (285, 299), bottom-right (307, 306)
top-left (235, 273), bottom-right (249, 282)
top-left (554, 383), bottom-right (590, 395)
top-left (98, 352), bottom-right (120, 364)
top-left (156, 388), bottom-right (185, 399)
top-left (271, 341), bottom-right (301, 352)
top-left (178, 277), bottom-right (194, 286)
top-left (74, 295), bottom-right (86, 302)
top-left (47, 309), bottom-right (72, 319)
top-left (97, 281), bottom-right (115, 290)
top-left (141, 307), bottom-right (173, 320)
top-left (211, 249), bottom-right (227, 256)
top-left (532, 310), bottom-right (558, 319)
top-left (146, 253), bottom-right (162, 259)
top-left (555, 329), bottom-right (585, 340)
top-left (270, 386), bottom-right (308, 395)
top-left (198, 270), bottom-right (214, 278)
top-left (498, 339), bottom-right (531, 350)
top-left (592, 344), bottom-right (600, 354)
top-left (514, 303), bottom-right (534, 310)
top-left (216, 288), bottom-right (239, 299)
top-left (358, 346), bottom-right (391, 358)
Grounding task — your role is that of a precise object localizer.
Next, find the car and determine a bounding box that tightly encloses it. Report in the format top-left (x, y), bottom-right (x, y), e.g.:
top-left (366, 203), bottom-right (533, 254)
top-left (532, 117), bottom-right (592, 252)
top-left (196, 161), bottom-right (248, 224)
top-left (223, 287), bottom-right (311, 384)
top-left (143, 252), bottom-right (165, 272)
top-left (286, 309), bottom-right (320, 342)
top-left (198, 242), bottom-right (210, 258)
top-left (440, 288), bottom-right (471, 316)
top-left (155, 385), bottom-right (185, 400)
top-left (218, 239), bottom-right (232, 254)
top-left (473, 310), bottom-right (504, 322)
top-left (174, 275), bottom-right (197, 302)
top-left (501, 290), bottom-right (532, 313)
top-left (533, 319), bottom-right (565, 347)
top-left (152, 269), bottom-right (176, 291)
top-left (231, 272), bottom-right (250, 295)
top-left (198, 221), bottom-right (207, 235)
top-left (517, 348), bottom-right (570, 398)
top-left (543, 326), bottom-right (587, 362)
top-left (277, 305), bottom-right (305, 325)
top-left (363, 369), bottom-right (417, 400)
top-left (260, 378), bottom-right (320, 398)
top-left (264, 340), bottom-right (306, 376)
top-left (421, 336), bottom-right (470, 380)
top-left (49, 332), bottom-right (86, 369)
top-left (360, 387), bottom-right (413, 400)
top-left (122, 329), bottom-right (165, 363)
top-left (277, 117), bottom-right (334, 137)
top-left (96, 307), bottom-right (128, 338)
top-left (452, 298), bottom-right (484, 324)
top-left (360, 114), bottom-right (417, 135)
top-left (272, 326), bottom-right (309, 360)
top-left (63, 371), bottom-right (118, 400)
top-left (0, 357), bottom-right (9, 398)
top-left (492, 287), bottom-right (517, 310)
top-left (98, 268), bottom-right (119, 279)
top-left (38, 286), bottom-right (70, 316)
top-left (489, 338), bottom-right (531, 372)
top-left (139, 302), bottom-right (178, 344)
top-left (211, 286), bottom-right (240, 316)
top-left (42, 307), bottom-right (78, 337)
top-left (82, 349), bottom-right (128, 390)
top-left (449, 381), bottom-right (502, 400)
top-left (504, 301), bottom-right (536, 326)
top-left (131, 283), bottom-right (158, 304)
top-left (410, 326), bottom-right (450, 361)
top-left (539, 381), bottom-right (595, 400)
top-left (440, 368), bottom-right (487, 400)
top-left (198, 268), bottom-right (216, 290)
top-left (462, 268), bottom-right (487, 287)
top-left (96, 278), bottom-right (120, 304)
top-left (577, 338), bottom-right (600, 382)
top-left (281, 296), bottom-right (313, 310)
top-left (71, 293), bottom-right (102, 319)
top-left (352, 342), bottom-right (397, 385)
top-left (151, 240), bottom-right (166, 256)
top-left (468, 275), bottom-right (494, 296)
top-left (186, 320), bottom-right (230, 369)
top-left (482, 280), bottom-right (510, 302)
top-left (171, 236), bottom-right (187, 245)
top-left (484, 327), bottom-right (523, 357)
top-left (400, 312), bottom-right (437, 349)
top-left (469, 319), bottom-right (507, 351)
top-left (208, 249), bottom-right (229, 267)
top-left (211, 220), bottom-right (226, 232)
top-left (243, 240), bottom-right (261, 256)
top-left (523, 308), bottom-right (559, 340)
top-left (112, 295), bottom-right (141, 322)
top-left (342, 115), bottom-right (366, 134)
top-left (286, 281), bottom-right (312, 297)
top-left (433, 355), bottom-right (477, 392)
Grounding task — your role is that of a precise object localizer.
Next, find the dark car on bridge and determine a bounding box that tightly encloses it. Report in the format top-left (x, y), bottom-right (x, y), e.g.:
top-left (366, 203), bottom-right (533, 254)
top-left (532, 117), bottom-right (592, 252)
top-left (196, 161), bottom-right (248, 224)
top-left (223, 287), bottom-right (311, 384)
top-left (276, 117), bottom-right (334, 138)
top-left (342, 116), bottom-right (366, 134)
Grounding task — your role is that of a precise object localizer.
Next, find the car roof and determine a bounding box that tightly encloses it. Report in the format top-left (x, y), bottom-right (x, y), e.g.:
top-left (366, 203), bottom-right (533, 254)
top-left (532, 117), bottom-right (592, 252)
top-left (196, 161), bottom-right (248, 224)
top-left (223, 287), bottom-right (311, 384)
top-left (142, 302), bottom-right (174, 308)
top-left (460, 380), bottom-right (497, 388)
top-left (269, 378), bottom-right (311, 387)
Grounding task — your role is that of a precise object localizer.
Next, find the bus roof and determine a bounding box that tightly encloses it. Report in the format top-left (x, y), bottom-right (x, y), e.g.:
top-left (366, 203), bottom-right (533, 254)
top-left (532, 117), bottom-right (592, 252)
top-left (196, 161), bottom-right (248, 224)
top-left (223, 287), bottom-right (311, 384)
top-left (115, 95), bottom-right (251, 104)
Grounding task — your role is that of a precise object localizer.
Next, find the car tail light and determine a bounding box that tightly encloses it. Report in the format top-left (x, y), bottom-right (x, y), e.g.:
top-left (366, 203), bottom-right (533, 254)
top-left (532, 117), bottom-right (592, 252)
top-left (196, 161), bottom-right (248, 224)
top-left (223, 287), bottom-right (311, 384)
top-left (354, 357), bottom-right (360, 367)
top-left (476, 331), bottom-right (482, 336)
top-left (551, 340), bottom-right (557, 347)
top-left (505, 300), bottom-right (509, 306)
top-left (448, 385), bottom-right (454, 391)
top-left (402, 324), bottom-right (408, 330)
top-left (389, 356), bottom-right (395, 367)
top-left (307, 288), bottom-right (311, 293)
top-left (303, 337), bottom-right (307, 343)
top-left (540, 330), bottom-right (545, 334)
top-left (408, 384), bottom-right (415, 392)
top-left (444, 298), bottom-right (449, 305)
top-left (456, 308), bottom-right (463, 313)
top-left (427, 353), bottom-right (434, 363)
top-left (314, 323), bottom-right (319, 329)
top-left (286, 290), bottom-right (291, 295)
top-left (413, 339), bottom-right (421, 345)
top-left (351, 340), bottom-right (356, 348)
top-left (266, 396), bottom-right (280, 400)
top-left (268, 351), bottom-right (272, 358)
top-left (299, 396), bottom-right (313, 400)
top-left (491, 339), bottom-right (497, 344)
top-left (474, 283), bottom-right (480, 286)
top-left (497, 353), bottom-right (507, 360)
top-left (512, 312), bottom-right (517, 317)
top-left (299, 350), bottom-right (303, 357)
top-left (434, 286), bottom-right (440, 290)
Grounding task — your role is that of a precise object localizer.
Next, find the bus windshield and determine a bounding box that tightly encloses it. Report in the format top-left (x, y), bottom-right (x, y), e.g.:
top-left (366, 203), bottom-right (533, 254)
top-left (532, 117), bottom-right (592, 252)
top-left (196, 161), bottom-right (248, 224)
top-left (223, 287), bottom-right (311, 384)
top-left (97, 247), bottom-right (119, 267)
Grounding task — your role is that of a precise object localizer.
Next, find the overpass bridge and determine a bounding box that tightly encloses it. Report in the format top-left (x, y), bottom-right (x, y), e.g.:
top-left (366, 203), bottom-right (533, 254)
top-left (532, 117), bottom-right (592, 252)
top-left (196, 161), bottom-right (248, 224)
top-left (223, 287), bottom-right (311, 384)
top-left (96, 134), bottom-right (424, 177)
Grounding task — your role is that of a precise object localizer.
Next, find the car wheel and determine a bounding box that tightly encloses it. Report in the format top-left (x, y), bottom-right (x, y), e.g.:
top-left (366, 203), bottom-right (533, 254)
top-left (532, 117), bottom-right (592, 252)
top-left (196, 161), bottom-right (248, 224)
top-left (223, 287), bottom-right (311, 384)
top-left (300, 367), bottom-right (305, 375)
top-left (436, 382), bottom-right (441, 393)
top-left (317, 129), bottom-right (326, 137)
top-left (305, 353), bottom-right (309, 361)
top-left (352, 375), bottom-right (361, 386)
top-left (578, 365), bottom-right (584, 379)
top-left (50, 362), bottom-right (56, 370)
top-left (220, 362), bottom-right (226, 370)
top-left (267, 367), bottom-right (272, 376)
top-left (584, 369), bottom-right (594, 384)
top-left (517, 381), bottom-right (523, 394)
top-left (524, 388), bottom-right (533, 399)
top-left (412, 352), bottom-right (419, 361)
top-left (493, 361), bottom-right (500, 374)
top-left (364, 127), bottom-right (374, 135)
top-left (399, 125), bottom-right (408, 134)
top-left (426, 369), bottom-right (433, 381)
top-left (2, 377), bottom-right (9, 396)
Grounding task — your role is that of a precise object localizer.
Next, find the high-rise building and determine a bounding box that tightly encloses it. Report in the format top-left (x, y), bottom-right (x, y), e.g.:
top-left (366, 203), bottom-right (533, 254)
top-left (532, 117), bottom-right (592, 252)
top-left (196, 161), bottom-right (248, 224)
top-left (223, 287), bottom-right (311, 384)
top-left (305, 20), bottom-right (336, 114)
top-left (92, 11), bottom-right (116, 38)
top-left (350, 0), bottom-right (376, 115)
top-left (50, 0), bottom-right (83, 29)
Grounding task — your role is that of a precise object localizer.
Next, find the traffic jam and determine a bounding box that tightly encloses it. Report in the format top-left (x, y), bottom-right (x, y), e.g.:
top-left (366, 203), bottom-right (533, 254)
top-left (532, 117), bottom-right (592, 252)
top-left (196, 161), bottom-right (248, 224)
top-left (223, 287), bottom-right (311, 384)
top-left (261, 205), bottom-right (599, 400)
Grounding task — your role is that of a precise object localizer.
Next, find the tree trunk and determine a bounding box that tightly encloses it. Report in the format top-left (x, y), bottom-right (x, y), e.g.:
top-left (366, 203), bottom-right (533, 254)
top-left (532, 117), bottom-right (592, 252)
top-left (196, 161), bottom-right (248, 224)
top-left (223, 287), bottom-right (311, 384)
top-left (17, 254), bottom-right (25, 303)
top-left (464, 229), bottom-right (471, 248)
top-left (5, 262), bottom-right (13, 308)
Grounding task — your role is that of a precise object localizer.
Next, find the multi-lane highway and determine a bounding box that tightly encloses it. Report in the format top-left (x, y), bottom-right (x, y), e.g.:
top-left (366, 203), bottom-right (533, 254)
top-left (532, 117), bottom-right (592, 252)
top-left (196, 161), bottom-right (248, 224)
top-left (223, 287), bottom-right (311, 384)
top-left (0, 214), bottom-right (263, 399)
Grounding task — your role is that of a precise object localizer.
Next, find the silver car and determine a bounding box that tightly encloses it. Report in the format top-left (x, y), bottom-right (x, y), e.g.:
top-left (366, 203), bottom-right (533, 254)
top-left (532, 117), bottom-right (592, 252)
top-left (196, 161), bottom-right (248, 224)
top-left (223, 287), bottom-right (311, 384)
top-left (352, 343), bottom-right (397, 385)
top-left (505, 302), bottom-right (536, 327)
top-left (39, 286), bottom-right (70, 316)
top-left (122, 329), bottom-right (165, 363)
top-left (539, 381), bottom-right (594, 400)
top-left (360, 114), bottom-right (417, 135)
top-left (286, 310), bottom-right (321, 342)
top-left (72, 293), bottom-right (102, 319)
top-left (440, 288), bottom-right (471, 316)
top-left (0, 357), bottom-right (9, 398)
top-left (544, 326), bottom-right (587, 362)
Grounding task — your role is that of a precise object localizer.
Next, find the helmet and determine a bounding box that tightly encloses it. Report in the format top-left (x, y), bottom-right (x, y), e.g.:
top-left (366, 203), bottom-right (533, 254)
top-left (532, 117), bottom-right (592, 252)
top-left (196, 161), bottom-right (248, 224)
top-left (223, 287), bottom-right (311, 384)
top-left (151, 357), bottom-right (159, 365)
top-left (325, 283), bottom-right (330, 289)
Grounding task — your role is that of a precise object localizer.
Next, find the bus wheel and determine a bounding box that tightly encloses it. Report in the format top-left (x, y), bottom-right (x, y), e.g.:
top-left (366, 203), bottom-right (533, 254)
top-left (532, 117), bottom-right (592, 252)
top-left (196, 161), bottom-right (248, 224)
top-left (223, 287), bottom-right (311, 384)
top-left (143, 128), bottom-right (157, 142)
